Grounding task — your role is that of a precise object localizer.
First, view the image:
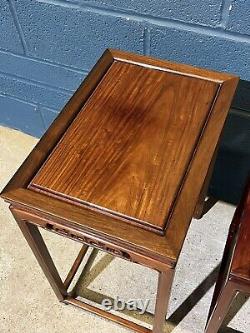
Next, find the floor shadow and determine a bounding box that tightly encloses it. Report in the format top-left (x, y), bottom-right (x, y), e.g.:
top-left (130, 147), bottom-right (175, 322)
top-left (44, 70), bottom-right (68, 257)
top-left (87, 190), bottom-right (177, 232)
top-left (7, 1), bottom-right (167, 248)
top-left (220, 328), bottom-right (244, 333)
top-left (219, 293), bottom-right (249, 333)
top-left (167, 264), bottom-right (220, 326)
top-left (73, 250), bottom-right (248, 332)
top-left (201, 196), bottom-right (218, 216)
top-left (73, 249), bottom-right (115, 294)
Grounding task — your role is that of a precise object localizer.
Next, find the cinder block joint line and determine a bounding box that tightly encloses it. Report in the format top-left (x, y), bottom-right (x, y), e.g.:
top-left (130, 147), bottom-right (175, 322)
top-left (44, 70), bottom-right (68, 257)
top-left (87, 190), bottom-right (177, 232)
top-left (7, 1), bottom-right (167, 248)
top-left (0, 70), bottom-right (74, 94)
top-left (8, 0), bottom-right (29, 55)
top-left (0, 92), bottom-right (37, 107)
top-left (36, 104), bottom-right (48, 130)
top-left (143, 28), bottom-right (151, 56)
top-left (219, 0), bottom-right (234, 29)
top-left (0, 48), bottom-right (89, 75)
top-left (0, 91), bottom-right (59, 113)
top-left (40, 0), bottom-right (250, 43)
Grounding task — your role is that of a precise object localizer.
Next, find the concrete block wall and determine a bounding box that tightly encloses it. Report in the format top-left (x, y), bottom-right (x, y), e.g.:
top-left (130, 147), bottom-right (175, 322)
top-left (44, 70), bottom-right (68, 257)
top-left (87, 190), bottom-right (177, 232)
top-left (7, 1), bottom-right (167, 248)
top-left (0, 0), bottom-right (249, 203)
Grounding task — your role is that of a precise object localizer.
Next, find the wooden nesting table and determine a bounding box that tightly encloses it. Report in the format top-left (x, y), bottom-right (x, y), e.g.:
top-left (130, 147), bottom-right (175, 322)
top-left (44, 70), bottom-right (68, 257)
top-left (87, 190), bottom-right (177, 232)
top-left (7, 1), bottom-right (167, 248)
top-left (205, 177), bottom-right (250, 333)
top-left (0, 49), bottom-right (238, 333)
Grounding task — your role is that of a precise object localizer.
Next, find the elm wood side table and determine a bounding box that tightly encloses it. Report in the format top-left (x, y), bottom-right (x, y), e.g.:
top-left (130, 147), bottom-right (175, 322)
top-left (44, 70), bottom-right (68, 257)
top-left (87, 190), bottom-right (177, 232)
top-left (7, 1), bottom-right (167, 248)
top-left (205, 177), bottom-right (250, 333)
top-left (0, 49), bottom-right (238, 333)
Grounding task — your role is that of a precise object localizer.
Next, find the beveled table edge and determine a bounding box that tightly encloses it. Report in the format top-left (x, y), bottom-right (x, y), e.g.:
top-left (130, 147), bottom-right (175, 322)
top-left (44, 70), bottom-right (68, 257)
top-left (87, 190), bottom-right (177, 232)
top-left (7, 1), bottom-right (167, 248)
top-left (0, 49), bottom-right (239, 267)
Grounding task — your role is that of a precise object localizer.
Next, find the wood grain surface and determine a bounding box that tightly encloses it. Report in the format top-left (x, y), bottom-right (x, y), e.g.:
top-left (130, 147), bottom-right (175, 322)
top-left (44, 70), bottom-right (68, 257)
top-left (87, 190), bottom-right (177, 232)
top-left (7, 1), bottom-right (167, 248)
top-left (205, 177), bottom-right (250, 333)
top-left (1, 49), bottom-right (239, 264)
top-left (1, 49), bottom-right (239, 333)
top-left (231, 177), bottom-right (250, 282)
top-left (29, 60), bottom-right (218, 232)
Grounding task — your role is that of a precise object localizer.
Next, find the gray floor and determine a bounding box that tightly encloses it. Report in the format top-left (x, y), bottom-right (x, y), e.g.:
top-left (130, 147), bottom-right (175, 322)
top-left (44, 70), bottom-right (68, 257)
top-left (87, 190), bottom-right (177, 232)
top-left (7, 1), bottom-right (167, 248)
top-left (0, 126), bottom-right (249, 333)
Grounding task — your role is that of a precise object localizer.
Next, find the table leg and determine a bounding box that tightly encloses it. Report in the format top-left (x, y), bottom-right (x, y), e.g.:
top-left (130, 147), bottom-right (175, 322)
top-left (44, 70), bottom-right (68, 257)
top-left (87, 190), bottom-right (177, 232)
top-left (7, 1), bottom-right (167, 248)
top-left (193, 145), bottom-right (218, 219)
top-left (205, 281), bottom-right (237, 333)
top-left (152, 269), bottom-right (175, 333)
top-left (13, 213), bottom-right (67, 302)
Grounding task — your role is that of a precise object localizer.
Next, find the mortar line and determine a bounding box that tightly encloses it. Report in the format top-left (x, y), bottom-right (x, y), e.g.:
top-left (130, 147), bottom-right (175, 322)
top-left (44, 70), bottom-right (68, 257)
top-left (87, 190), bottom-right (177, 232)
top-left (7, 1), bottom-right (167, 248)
top-left (0, 49), bottom-right (89, 75)
top-left (36, 104), bottom-right (48, 130)
top-left (143, 28), bottom-right (151, 56)
top-left (0, 91), bottom-right (60, 111)
top-left (219, 0), bottom-right (234, 29)
top-left (8, 0), bottom-right (29, 55)
top-left (0, 70), bottom-right (74, 94)
top-left (39, 0), bottom-right (250, 43)
top-left (0, 92), bottom-right (37, 107)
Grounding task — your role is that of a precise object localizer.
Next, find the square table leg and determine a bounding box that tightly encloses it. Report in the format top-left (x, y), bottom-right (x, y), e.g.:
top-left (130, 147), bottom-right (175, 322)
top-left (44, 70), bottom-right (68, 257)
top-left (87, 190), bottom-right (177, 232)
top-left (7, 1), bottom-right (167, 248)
top-left (193, 145), bottom-right (219, 219)
top-left (152, 269), bottom-right (175, 333)
top-left (12, 212), bottom-right (68, 302)
top-left (205, 280), bottom-right (238, 333)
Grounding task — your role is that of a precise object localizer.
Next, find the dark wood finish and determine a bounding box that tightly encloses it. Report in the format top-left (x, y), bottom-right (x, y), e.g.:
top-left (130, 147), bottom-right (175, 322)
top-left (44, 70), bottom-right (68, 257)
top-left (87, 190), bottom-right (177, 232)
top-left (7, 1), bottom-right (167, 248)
top-left (2, 49), bottom-right (114, 194)
top-left (153, 270), bottom-right (175, 333)
top-left (0, 49), bottom-right (238, 264)
top-left (29, 61), bottom-right (218, 233)
top-left (231, 179), bottom-right (250, 282)
top-left (206, 281), bottom-right (238, 333)
top-left (0, 50), bottom-right (239, 265)
top-left (9, 207), bottom-right (169, 272)
top-left (0, 49), bottom-right (239, 333)
top-left (205, 178), bottom-right (250, 333)
top-left (11, 208), bottom-right (67, 302)
top-left (193, 145), bottom-right (218, 219)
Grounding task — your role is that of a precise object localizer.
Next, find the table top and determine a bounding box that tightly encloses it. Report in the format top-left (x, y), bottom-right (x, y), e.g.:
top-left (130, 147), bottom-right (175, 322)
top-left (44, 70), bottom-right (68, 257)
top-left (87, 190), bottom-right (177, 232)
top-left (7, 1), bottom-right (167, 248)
top-left (1, 49), bottom-right (238, 264)
top-left (29, 59), bottom-right (218, 233)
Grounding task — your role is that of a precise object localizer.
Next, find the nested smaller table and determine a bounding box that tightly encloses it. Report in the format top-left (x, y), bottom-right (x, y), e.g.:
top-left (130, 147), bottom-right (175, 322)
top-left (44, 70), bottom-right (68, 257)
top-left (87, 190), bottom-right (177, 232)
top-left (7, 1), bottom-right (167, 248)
top-left (205, 177), bottom-right (250, 333)
top-left (1, 49), bottom-right (238, 333)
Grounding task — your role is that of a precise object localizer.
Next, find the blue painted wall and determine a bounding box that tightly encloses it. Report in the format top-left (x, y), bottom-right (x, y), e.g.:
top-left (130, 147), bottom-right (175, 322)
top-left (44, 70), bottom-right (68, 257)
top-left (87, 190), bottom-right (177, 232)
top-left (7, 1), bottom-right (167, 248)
top-left (0, 0), bottom-right (249, 203)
